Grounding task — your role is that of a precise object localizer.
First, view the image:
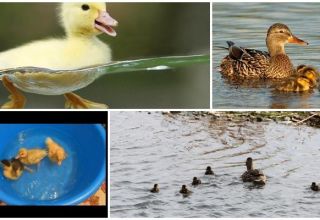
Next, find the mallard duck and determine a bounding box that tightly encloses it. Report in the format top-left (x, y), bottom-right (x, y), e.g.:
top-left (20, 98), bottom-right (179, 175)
top-left (241, 157), bottom-right (266, 185)
top-left (179, 185), bottom-right (192, 195)
top-left (0, 158), bottom-right (27, 180)
top-left (150, 184), bottom-right (159, 193)
top-left (220, 23), bottom-right (308, 79)
top-left (276, 65), bottom-right (318, 92)
top-left (16, 148), bottom-right (47, 165)
top-left (191, 177), bottom-right (201, 186)
top-left (311, 182), bottom-right (319, 191)
top-left (205, 166), bottom-right (214, 175)
top-left (46, 137), bottom-right (67, 166)
top-left (0, 3), bottom-right (118, 109)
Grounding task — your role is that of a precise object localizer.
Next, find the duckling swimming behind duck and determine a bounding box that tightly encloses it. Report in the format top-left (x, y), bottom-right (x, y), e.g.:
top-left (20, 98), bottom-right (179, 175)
top-left (205, 166), bottom-right (214, 175)
top-left (192, 177), bottom-right (201, 186)
top-left (150, 184), bottom-right (159, 193)
top-left (179, 185), bottom-right (192, 195)
top-left (241, 157), bottom-right (267, 185)
top-left (311, 182), bottom-right (319, 191)
top-left (276, 65), bottom-right (318, 92)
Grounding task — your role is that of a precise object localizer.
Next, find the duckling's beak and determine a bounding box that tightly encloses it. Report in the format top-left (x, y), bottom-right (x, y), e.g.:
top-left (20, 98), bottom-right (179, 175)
top-left (95, 11), bottom-right (118, 37)
top-left (288, 35), bottom-right (308, 45)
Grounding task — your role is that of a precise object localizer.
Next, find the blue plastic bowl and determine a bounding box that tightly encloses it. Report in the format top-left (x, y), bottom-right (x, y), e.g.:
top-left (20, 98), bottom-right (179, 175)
top-left (0, 124), bottom-right (106, 205)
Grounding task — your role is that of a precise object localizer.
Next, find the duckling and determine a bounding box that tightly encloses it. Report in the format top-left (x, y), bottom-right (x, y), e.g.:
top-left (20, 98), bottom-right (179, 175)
top-left (205, 166), bottom-right (214, 175)
top-left (276, 66), bottom-right (318, 92)
top-left (241, 157), bottom-right (267, 185)
top-left (16, 148), bottom-right (47, 165)
top-left (192, 177), bottom-right (201, 186)
top-left (1, 158), bottom-right (25, 180)
top-left (150, 184), bottom-right (159, 193)
top-left (0, 3), bottom-right (118, 109)
top-left (311, 182), bottom-right (319, 191)
top-left (179, 185), bottom-right (192, 195)
top-left (46, 137), bottom-right (67, 166)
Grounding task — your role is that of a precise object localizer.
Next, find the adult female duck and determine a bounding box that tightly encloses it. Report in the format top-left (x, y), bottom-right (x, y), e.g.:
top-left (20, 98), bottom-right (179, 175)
top-left (0, 3), bottom-right (118, 108)
top-left (220, 23), bottom-right (308, 79)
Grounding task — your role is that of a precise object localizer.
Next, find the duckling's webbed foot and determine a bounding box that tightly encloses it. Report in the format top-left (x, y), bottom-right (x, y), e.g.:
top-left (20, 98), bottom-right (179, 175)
top-left (64, 93), bottom-right (108, 109)
top-left (1, 76), bottom-right (26, 109)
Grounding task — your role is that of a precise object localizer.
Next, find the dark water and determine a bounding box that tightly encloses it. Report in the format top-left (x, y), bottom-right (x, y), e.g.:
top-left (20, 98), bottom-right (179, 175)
top-left (110, 112), bottom-right (320, 217)
top-left (212, 3), bottom-right (320, 108)
top-left (0, 3), bottom-right (210, 109)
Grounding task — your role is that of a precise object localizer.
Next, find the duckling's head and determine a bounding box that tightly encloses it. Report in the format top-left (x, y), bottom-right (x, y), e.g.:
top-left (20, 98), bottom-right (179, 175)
top-left (311, 182), bottom-right (317, 187)
top-left (182, 184), bottom-right (187, 189)
top-left (193, 177), bottom-right (197, 181)
top-left (302, 67), bottom-right (318, 85)
top-left (11, 158), bottom-right (24, 171)
top-left (60, 3), bottom-right (118, 37)
top-left (17, 148), bottom-right (28, 158)
top-left (246, 157), bottom-right (253, 170)
top-left (266, 23), bottom-right (308, 56)
top-left (154, 184), bottom-right (158, 188)
top-left (1, 159), bottom-right (11, 168)
top-left (206, 166), bottom-right (211, 171)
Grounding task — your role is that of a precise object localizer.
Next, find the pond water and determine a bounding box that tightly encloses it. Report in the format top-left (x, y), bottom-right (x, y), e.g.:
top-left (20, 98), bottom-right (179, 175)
top-left (110, 112), bottom-right (320, 217)
top-left (212, 3), bottom-right (320, 108)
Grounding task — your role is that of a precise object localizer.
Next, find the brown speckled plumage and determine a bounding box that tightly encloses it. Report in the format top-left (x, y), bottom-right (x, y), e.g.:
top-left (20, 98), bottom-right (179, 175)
top-left (220, 23), bottom-right (308, 79)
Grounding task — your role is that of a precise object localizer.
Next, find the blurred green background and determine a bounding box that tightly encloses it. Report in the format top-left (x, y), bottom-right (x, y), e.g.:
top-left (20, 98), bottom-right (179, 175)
top-left (0, 3), bottom-right (210, 109)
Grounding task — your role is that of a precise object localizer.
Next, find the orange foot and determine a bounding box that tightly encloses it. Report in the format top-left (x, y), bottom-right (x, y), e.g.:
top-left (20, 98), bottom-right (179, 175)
top-left (64, 93), bottom-right (108, 109)
top-left (1, 76), bottom-right (26, 109)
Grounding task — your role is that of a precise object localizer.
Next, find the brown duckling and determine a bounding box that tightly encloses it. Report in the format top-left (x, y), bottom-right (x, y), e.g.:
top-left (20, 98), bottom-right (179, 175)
top-left (150, 184), bottom-right (159, 193)
top-left (311, 182), bottom-right (319, 191)
top-left (205, 166), bottom-right (214, 175)
top-left (1, 158), bottom-right (32, 180)
top-left (276, 65), bottom-right (318, 92)
top-left (192, 177), bottom-right (201, 186)
top-left (241, 157), bottom-right (267, 185)
top-left (179, 185), bottom-right (192, 195)
top-left (16, 148), bottom-right (47, 165)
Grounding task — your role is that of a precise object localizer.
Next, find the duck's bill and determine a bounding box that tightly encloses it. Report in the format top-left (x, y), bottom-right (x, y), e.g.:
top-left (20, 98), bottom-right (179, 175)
top-left (288, 35), bottom-right (308, 45)
top-left (95, 11), bottom-right (118, 37)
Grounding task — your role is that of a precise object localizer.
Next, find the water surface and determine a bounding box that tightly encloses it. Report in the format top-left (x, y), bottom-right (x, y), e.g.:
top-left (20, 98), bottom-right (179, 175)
top-left (111, 112), bottom-right (320, 217)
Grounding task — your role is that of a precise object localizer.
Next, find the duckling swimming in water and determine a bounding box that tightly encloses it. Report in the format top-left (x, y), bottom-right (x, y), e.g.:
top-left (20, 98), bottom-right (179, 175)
top-left (311, 182), bottom-right (319, 191)
top-left (192, 177), bottom-right (201, 186)
top-left (241, 157), bottom-right (267, 185)
top-left (150, 184), bottom-right (159, 193)
top-left (205, 166), bottom-right (214, 175)
top-left (276, 65), bottom-right (318, 92)
top-left (46, 137), bottom-right (67, 166)
top-left (0, 3), bottom-right (118, 109)
top-left (0, 158), bottom-right (31, 180)
top-left (16, 148), bottom-right (47, 166)
top-left (179, 185), bottom-right (192, 195)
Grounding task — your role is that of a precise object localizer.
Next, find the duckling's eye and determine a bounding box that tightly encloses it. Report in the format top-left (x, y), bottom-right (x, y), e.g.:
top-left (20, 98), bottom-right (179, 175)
top-left (81, 4), bottom-right (90, 11)
top-left (279, 30), bottom-right (284, 33)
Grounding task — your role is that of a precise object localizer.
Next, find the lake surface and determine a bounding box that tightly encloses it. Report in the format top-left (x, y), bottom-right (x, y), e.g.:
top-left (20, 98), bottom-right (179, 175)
top-left (110, 112), bottom-right (320, 217)
top-left (212, 3), bottom-right (320, 108)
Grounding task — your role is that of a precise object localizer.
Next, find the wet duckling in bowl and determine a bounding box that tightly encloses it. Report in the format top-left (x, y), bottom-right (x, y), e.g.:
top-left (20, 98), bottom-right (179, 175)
top-left (0, 158), bottom-right (32, 180)
top-left (0, 3), bottom-right (118, 109)
top-left (16, 148), bottom-right (47, 166)
top-left (192, 177), bottom-right (201, 186)
top-left (276, 65), bottom-right (318, 92)
top-left (241, 157), bottom-right (267, 185)
top-left (150, 184), bottom-right (159, 193)
top-left (46, 137), bottom-right (67, 166)
top-left (205, 166), bottom-right (214, 175)
top-left (179, 185), bottom-right (192, 195)
top-left (311, 182), bottom-right (319, 191)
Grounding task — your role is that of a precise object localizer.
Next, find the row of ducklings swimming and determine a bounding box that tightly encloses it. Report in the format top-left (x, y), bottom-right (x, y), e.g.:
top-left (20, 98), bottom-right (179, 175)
top-left (0, 137), bottom-right (67, 180)
top-left (150, 157), bottom-right (320, 195)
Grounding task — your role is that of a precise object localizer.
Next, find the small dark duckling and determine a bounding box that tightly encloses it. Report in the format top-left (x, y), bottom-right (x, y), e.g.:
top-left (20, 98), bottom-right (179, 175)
top-left (179, 185), bottom-right (192, 195)
top-left (0, 158), bottom-right (28, 180)
top-left (311, 182), bottom-right (319, 191)
top-left (276, 65), bottom-right (318, 92)
top-left (241, 157), bottom-right (266, 185)
top-left (192, 177), bottom-right (201, 186)
top-left (205, 166), bottom-right (214, 175)
top-left (150, 184), bottom-right (159, 193)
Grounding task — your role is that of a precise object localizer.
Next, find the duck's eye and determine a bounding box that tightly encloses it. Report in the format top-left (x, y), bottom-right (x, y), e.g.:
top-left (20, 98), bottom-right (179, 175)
top-left (81, 4), bottom-right (90, 11)
top-left (279, 30), bottom-right (284, 33)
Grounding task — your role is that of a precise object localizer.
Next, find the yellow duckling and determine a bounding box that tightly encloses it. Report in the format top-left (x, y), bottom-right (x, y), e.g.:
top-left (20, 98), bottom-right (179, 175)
top-left (1, 158), bottom-right (25, 180)
top-left (46, 137), bottom-right (67, 166)
top-left (16, 148), bottom-right (47, 165)
top-left (0, 3), bottom-right (118, 109)
top-left (276, 65), bottom-right (318, 92)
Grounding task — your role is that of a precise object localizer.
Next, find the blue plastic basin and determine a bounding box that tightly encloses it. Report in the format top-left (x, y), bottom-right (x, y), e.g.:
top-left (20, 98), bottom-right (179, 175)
top-left (0, 124), bottom-right (106, 205)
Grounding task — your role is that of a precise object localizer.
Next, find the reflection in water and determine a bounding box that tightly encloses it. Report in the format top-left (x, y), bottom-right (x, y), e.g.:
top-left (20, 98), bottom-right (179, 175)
top-left (111, 112), bottom-right (320, 218)
top-left (212, 3), bottom-right (320, 108)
